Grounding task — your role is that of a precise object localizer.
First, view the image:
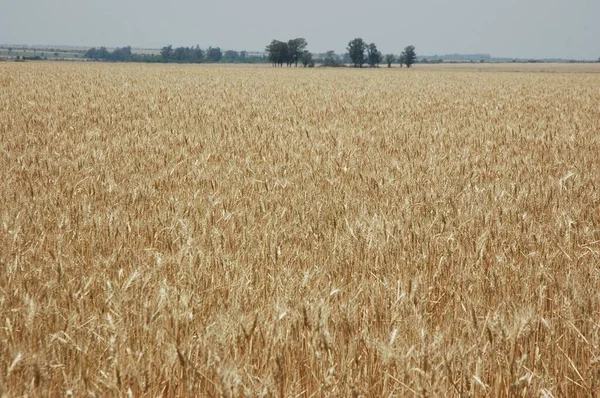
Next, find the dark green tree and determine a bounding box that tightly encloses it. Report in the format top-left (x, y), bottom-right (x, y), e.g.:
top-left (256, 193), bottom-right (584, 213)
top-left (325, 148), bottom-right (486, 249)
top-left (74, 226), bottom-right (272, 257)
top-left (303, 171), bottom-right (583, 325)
top-left (108, 46), bottom-right (132, 62)
top-left (367, 43), bottom-right (383, 67)
top-left (266, 40), bottom-right (289, 67)
top-left (206, 47), bottom-right (223, 62)
top-left (402, 45), bottom-right (417, 68)
top-left (347, 38), bottom-right (366, 68)
top-left (173, 47), bottom-right (187, 61)
top-left (192, 45), bottom-right (204, 62)
top-left (300, 50), bottom-right (313, 67)
top-left (287, 38), bottom-right (308, 67)
top-left (397, 53), bottom-right (405, 68)
top-left (98, 47), bottom-right (110, 59)
top-left (85, 47), bottom-right (109, 60)
top-left (160, 45), bottom-right (173, 61)
top-left (266, 40), bottom-right (279, 65)
top-left (385, 54), bottom-right (396, 67)
top-left (84, 47), bottom-right (97, 59)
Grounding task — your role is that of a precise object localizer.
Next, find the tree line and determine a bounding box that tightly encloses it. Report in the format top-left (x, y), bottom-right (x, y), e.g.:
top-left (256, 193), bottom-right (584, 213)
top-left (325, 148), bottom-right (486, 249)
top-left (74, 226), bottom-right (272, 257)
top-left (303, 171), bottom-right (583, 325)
top-left (85, 46), bottom-right (135, 62)
top-left (265, 38), bottom-right (417, 68)
top-left (84, 40), bottom-right (417, 67)
top-left (85, 45), bottom-right (267, 63)
top-left (265, 38), bottom-right (313, 67)
top-left (159, 45), bottom-right (224, 63)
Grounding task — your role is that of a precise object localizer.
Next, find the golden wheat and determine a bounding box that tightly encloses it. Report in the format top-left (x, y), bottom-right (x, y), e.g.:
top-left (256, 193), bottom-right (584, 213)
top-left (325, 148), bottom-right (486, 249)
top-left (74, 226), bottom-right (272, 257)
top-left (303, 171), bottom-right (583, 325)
top-left (0, 62), bottom-right (599, 396)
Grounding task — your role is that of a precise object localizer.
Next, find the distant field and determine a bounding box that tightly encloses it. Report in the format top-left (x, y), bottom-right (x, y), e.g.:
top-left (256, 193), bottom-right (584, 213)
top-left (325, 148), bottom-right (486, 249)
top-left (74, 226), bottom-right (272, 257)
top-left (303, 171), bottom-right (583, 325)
top-left (0, 47), bottom-right (84, 60)
top-left (415, 62), bottom-right (600, 73)
top-left (1, 62), bottom-right (599, 396)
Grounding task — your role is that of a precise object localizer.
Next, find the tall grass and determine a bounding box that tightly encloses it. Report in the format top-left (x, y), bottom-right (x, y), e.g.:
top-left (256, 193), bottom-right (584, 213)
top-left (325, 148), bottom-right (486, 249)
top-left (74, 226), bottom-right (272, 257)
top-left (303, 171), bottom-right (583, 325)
top-left (0, 62), bottom-right (599, 396)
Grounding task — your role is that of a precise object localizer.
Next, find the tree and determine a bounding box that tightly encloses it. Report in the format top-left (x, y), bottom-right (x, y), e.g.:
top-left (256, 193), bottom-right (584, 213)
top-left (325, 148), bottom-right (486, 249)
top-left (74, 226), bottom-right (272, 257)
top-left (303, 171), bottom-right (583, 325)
top-left (84, 47), bottom-right (97, 59)
top-left (192, 45), bottom-right (204, 63)
top-left (402, 45), bottom-right (417, 68)
top-left (300, 50), bottom-right (313, 67)
top-left (265, 40), bottom-right (289, 67)
top-left (385, 54), bottom-right (396, 68)
top-left (266, 40), bottom-right (279, 66)
top-left (110, 46), bottom-right (132, 62)
top-left (84, 46), bottom-right (112, 61)
top-left (323, 50), bottom-right (340, 67)
top-left (287, 38), bottom-right (308, 67)
top-left (347, 38), bottom-right (367, 68)
top-left (206, 47), bottom-right (222, 63)
top-left (223, 50), bottom-right (240, 63)
top-left (367, 43), bottom-right (383, 67)
top-left (173, 46), bottom-right (187, 61)
top-left (161, 45), bottom-right (173, 61)
top-left (98, 47), bottom-right (110, 59)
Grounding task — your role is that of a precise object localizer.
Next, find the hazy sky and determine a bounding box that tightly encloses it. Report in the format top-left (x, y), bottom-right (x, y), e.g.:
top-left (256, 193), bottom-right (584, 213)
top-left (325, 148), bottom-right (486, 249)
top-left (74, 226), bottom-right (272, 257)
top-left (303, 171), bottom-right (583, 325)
top-left (1, 0), bottom-right (598, 59)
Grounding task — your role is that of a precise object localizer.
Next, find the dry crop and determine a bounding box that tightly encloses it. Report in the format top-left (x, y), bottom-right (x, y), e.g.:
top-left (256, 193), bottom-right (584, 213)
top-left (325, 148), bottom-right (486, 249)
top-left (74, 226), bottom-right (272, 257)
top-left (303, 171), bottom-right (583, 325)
top-left (0, 62), bottom-right (599, 396)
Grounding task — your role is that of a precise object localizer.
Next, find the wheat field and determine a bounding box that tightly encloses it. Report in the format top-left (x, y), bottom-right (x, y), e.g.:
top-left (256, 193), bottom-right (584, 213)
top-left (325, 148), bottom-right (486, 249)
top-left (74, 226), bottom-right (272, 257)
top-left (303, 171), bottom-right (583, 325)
top-left (0, 62), bottom-right (599, 396)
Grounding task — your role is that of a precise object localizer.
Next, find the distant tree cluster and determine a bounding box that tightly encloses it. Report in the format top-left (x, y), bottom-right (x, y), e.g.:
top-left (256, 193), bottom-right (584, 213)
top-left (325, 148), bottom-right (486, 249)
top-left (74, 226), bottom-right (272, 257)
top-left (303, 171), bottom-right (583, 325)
top-left (85, 46), bottom-right (133, 62)
top-left (347, 39), bottom-right (416, 68)
top-left (160, 45), bottom-right (224, 62)
top-left (264, 38), bottom-right (416, 69)
top-left (85, 45), bottom-right (267, 64)
top-left (82, 40), bottom-right (417, 67)
top-left (265, 38), bottom-right (313, 67)
top-left (159, 45), bottom-right (206, 63)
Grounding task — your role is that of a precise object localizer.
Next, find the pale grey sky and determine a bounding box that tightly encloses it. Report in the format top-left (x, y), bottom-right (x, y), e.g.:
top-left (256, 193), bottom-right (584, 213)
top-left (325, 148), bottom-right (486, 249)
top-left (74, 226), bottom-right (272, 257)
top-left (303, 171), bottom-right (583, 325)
top-left (1, 0), bottom-right (598, 59)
